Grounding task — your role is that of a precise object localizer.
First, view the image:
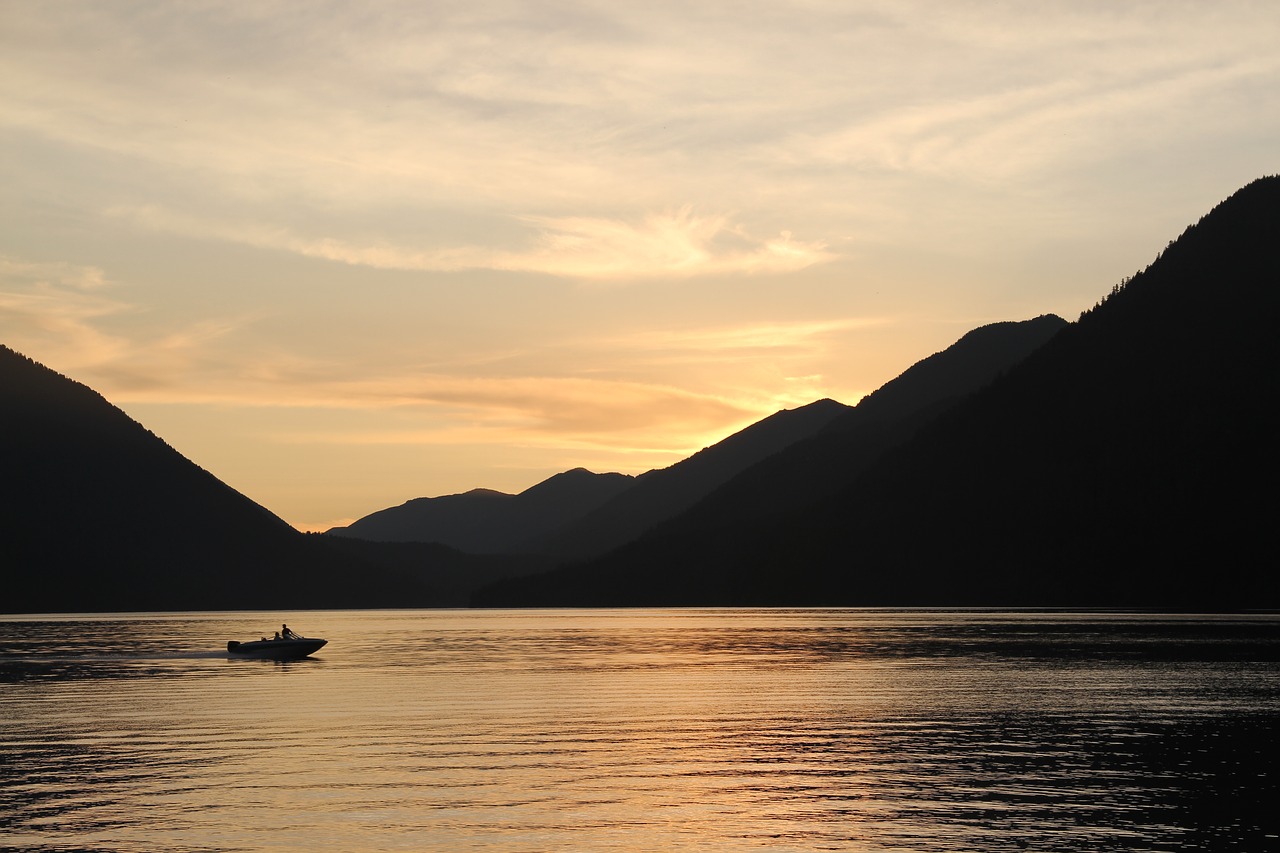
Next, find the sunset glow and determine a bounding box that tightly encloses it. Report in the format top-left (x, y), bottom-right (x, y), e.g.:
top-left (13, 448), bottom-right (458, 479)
top-left (2, 2), bottom-right (1277, 530)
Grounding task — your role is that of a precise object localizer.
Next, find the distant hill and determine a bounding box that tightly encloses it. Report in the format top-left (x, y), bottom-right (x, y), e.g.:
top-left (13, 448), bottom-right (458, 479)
top-left (476, 176), bottom-right (1280, 610)
top-left (0, 346), bottom-right (440, 612)
top-left (473, 314), bottom-right (1067, 605)
top-left (329, 468), bottom-right (635, 552)
top-left (338, 316), bottom-right (1065, 566)
top-left (645, 315), bottom-right (1068, 538)
top-left (534, 398), bottom-right (854, 559)
top-left (329, 398), bottom-right (855, 559)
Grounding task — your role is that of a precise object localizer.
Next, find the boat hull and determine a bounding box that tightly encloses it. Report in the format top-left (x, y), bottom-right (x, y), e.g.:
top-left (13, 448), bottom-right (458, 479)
top-left (227, 638), bottom-right (327, 659)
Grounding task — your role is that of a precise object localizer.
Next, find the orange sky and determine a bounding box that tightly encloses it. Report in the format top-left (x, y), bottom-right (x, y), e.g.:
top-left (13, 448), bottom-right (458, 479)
top-left (3, 2), bottom-right (1278, 530)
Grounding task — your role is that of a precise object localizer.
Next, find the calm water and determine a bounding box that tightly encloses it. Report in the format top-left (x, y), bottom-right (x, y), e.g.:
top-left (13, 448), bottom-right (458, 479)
top-left (2, 609), bottom-right (1279, 852)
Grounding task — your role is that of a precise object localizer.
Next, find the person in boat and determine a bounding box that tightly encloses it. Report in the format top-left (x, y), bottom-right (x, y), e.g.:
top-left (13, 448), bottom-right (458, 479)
top-left (274, 631), bottom-right (282, 640)
top-left (281, 624), bottom-right (295, 640)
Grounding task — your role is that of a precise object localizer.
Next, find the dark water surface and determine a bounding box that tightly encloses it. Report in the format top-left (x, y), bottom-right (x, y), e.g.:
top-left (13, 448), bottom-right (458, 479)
top-left (2, 609), bottom-right (1278, 852)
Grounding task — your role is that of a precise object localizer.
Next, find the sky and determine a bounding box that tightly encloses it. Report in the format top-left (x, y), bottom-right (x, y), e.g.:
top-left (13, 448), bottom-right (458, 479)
top-left (2, 1), bottom-right (1278, 531)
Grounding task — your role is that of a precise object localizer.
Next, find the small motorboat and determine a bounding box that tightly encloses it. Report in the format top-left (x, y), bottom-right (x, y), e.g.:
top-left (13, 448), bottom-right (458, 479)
top-left (227, 627), bottom-right (326, 660)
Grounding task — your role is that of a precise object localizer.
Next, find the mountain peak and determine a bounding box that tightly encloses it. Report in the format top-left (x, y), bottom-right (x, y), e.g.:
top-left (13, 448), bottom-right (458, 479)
top-left (1, 344), bottom-right (430, 612)
top-left (474, 176), bottom-right (1280, 609)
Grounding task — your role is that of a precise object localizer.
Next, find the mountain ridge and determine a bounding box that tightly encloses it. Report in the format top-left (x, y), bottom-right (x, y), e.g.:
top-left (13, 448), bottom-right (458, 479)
top-left (531, 398), bottom-right (855, 559)
top-left (329, 468), bottom-right (637, 552)
top-left (9, 176), bottom-right (1276, 612)
top-left (329, 399), bottom-right (856, 558)
top-left (642, 314), bottom-right (1069, 537)
top-left (474, 176), bottom-right (1280, 609)
top-left (1, 346), bottom-right (438, 612)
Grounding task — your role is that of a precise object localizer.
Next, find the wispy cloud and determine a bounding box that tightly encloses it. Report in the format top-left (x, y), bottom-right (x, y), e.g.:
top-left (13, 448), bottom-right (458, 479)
top-left (0, 254), bottom-right (254, 390)
top-left (106, 204), bottom-right (832, 280)
top-left (4, 249), bottom-right (858, 434)
top-left (613, 318), bottom-right (887, 354)
top-left (108, 363), bottom-right (768, 470)
top-left (0, 256), bottom-right (129, 367)
top-left (515, 209), bottom-right (832, 280)
top-left (7, 1), bottom-right (1277, 255)
top-left (271, 373), bottom-right (756, 441)
top-left (785, 55), bottom-right (1280, 181)
top-left (0, 261), bottom-right (756, 436)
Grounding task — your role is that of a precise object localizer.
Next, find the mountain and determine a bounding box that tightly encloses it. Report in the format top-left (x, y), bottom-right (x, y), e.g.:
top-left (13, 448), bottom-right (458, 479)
top-left (331, 399), bottom-right (854, 558)
top-left (329, 468), bottom-right (636, 552)
top-left (644, 314), bottom-right (1068, 537)
top-left (0, 346), bottom-right (438, 612)
top-left (474, 314), bottom-right (1067, 605)
top-left (534, 397), bottom-right (855, 559)
top-left (0, 315), bottom-right (1057, 611)
top-left (333, 317), bottom-right (1063, 562)
top-left (476, 176), bottom-right (1280, 610)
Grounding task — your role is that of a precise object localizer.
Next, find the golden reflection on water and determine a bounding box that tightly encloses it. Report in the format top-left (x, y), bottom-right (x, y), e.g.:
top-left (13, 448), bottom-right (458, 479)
top-left (2, 609), bottom-right (1279, 851)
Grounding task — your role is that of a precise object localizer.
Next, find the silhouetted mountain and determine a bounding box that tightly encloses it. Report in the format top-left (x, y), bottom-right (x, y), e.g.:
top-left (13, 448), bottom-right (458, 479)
top-left (329, 468), bottom-right (635, 552)
top-left (535, 398), bottom-right (854, 559)
top-left (1, 346), bottom-right (442, 612)
top-left (475, 316), bottom-right (1066, 605)
top-left (476, 176), bottom-right (1280, 610)
top-left (850, 314), bottom-right (1070, 424)
top-left (646, 315), bottom-right (1068, 537)
top-left (332, 488), bottom-right (515, 547)
top-left (332, 399), bottom-right (854, 559)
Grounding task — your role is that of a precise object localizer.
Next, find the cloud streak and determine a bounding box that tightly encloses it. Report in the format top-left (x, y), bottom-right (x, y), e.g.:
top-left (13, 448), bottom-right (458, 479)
top-left (106, 204), bottom-right (832, 280)
top-left (0, 256), bottom-right (129, 367)
top-left (785, 54), bottom-right (1280, 181)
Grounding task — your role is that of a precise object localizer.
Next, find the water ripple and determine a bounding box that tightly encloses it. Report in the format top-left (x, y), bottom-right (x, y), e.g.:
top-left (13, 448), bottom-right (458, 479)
top-left (2, 609), bottom-right (1279, 851)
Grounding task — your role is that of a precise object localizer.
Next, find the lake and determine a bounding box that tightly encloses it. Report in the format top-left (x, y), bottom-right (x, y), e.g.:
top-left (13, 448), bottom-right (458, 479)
top-left (2, 609), bottom-right (1279, 852)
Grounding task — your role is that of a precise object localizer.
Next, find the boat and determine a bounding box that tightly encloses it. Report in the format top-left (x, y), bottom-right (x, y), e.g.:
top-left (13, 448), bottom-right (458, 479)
top-left (227, 627), bottom-right (327, 660)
